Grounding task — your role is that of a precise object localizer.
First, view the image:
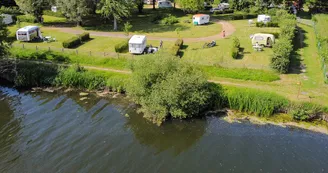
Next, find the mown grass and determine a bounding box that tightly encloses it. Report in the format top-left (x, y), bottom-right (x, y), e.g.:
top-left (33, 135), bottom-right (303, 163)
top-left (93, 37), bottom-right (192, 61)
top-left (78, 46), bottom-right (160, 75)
top-left (203, 65), bottom-right (280, 82)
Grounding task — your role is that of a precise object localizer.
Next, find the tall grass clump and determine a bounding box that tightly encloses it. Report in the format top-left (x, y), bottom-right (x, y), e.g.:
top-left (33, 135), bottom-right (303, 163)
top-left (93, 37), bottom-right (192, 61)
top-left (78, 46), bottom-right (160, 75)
top-left (55, 65), bottom-right (106, 90)
top-left (224, 86), bottom-right (289, 117)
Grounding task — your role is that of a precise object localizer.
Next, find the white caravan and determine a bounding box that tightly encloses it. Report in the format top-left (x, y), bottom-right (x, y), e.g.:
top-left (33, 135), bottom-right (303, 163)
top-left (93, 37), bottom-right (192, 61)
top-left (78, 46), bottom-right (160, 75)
top-left (192, 14), bottom-right (210, 25)
top-left (218, 3), bottom-right (230, 10)
top-left (16, 26), bottom-right (43, 42)
top-left (257, 14), bottom-right (271, 24)
top-left (157, 0), bottom-right (173, 8)
top-left (1, 14), bottom-right (13, 25)
top-left (129, 35), bottom-right (147, 54)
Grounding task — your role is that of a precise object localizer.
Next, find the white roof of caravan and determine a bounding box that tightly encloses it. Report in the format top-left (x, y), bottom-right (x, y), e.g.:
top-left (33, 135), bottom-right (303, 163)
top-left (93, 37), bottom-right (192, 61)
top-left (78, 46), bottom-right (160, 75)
top-left (221, 3), bottom-right (229, 5)
top-left (129, 35), bottom-right (146, 44)
top-left (254, 33), bottom-right (275, 38)
top-left (17, 26), bottom-right (40, 32)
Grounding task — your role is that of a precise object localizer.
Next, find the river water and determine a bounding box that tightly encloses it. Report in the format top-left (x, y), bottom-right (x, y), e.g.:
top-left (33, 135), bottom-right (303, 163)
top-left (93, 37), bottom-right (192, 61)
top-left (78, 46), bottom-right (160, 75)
top-left (1, 86), bottom-right (328, 173)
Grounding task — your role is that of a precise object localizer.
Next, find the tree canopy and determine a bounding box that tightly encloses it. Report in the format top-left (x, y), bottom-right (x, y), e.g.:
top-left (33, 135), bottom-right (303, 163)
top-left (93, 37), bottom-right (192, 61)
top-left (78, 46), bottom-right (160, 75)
top-left (15, 0), bottom-right (47, 22)
top-left (99, 0), bottom-right (131, 30)
top-left (56, 0), bottom-right (90, 26)
top-left (177, 0), bottom-right (204, 13)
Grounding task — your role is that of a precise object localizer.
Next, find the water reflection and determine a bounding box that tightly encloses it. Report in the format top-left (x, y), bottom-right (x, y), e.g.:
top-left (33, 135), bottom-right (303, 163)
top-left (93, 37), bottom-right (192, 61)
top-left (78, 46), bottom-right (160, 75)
top-left (125, 111), bottom-right (206, 155)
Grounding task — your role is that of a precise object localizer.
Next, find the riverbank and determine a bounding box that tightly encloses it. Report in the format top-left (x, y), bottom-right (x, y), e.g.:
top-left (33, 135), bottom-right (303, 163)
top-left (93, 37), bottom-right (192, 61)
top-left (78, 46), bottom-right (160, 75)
top-left (224, 110), bottom-right (328, 135)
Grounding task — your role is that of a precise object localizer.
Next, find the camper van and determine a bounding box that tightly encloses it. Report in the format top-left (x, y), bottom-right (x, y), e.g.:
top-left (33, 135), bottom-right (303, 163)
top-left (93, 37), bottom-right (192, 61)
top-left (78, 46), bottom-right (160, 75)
top-left (1, 14), bottom-right (13, 25)
top-left (16, 26), bottom-right (43, 42)
top-left (192, 14), bottom-right (210, 25)
top-left (251, 33), bottom-right (275, 47)
top-left (144, 0), bottom-right (154, 4)
top-left (157, 0), bottom-right (173, 8)
top-left (257, 15), bottom-right (271, 24)
top-left (218, 3), bottom-right (229, 10)
top-left (129, 35), bottom-right (147, 54)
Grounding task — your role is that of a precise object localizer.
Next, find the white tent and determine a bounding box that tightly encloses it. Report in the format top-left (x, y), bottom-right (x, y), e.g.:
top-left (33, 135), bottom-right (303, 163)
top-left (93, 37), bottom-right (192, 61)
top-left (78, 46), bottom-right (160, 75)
top-left (129, 35), bottom-right (147, 54)
top-left (16, 26), bottom-right (43, 42)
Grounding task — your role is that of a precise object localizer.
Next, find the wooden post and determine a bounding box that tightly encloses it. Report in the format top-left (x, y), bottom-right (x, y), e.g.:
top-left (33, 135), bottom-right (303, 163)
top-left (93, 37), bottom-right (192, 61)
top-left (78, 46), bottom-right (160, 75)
top-left (89, 51), bottom-right (91, 56)
top-left (22, 44), bottom-right (24, 49)
top-left (62, 48), bottom-right (64, 52)
top-left (104, 52), bottom-right (106, 56)
top-left (36, 45), bottom-right (38, 51)
top-left (48, 47), bottom-right (51, 51)
top-left (76, 49), bottom-right (78, 55)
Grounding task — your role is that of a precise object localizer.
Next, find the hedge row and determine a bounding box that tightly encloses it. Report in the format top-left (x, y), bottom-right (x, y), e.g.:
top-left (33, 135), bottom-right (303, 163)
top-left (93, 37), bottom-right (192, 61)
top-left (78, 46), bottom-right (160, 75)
top-left (256, 22), bottom-right (279, 27)
top-left (216, 13), bottom-right (257, 20)
top-left (62, 32), bottom-right (90, 48)
top-left (43, 10), bottom-right (65, 18)
top-left (17, 15), bottom-right (36, 23)
top-left (115, 40), bottom-right (129, 53)
top-left (270, 10), bottom-right (297, 73)
top-left (171, 39), bottom-right (183, 56)
top-left (213, 9), bottom-right (234, 15)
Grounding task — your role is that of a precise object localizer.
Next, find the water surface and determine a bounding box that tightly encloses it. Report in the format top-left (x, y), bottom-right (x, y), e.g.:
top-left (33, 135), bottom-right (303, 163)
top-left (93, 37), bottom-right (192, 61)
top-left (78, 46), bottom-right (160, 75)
top-left (0, 86), bottom-right (328, 173)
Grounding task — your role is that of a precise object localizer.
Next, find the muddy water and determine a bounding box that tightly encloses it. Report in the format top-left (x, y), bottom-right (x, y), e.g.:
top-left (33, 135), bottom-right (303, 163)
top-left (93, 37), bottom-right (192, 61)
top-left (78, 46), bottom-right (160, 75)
top-left (0, 86), bottom-right (328, 173)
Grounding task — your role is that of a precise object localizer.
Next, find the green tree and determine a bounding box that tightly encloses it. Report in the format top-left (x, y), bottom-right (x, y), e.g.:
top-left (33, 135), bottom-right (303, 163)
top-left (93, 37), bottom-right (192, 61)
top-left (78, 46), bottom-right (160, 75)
top-left (135, 0), bottom-right (144, 13)
top-left (99, 0), bottom-right (131, 31)
top-left (56, 0), bottom-right (90, 26)
top-left (0, 16), bottom-right (10, 58)
top-left (177, 0), bottom-right (204, 13)
top-left (15, 0), bottom-right (47, 22)
top-left (123, 21), bottom-right (132, 36)
top-left (127, 52), bottom-right (224, 125)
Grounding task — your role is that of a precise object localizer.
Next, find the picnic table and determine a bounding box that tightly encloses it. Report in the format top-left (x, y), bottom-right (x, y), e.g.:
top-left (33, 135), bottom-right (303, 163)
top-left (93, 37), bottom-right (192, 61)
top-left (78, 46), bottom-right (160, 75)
top-left (253, 45), bottom-right (263, 51)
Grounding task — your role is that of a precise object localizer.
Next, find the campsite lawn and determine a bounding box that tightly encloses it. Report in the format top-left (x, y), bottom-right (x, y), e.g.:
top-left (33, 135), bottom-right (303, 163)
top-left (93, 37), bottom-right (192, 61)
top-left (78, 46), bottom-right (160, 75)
top-left (180, 19), bottom-right (280, 69)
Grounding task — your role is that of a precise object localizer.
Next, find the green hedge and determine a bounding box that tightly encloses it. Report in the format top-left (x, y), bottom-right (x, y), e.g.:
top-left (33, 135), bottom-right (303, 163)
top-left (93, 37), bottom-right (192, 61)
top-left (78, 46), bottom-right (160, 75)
top-left (115, 40), bottom-right (129, 53)
top-left (231, 37), bottom-right (240, 59)
top-left (79, 32), bottom-right (90, 41)
top-left (62, 32), bottom-right (90, 48)
top-left (256, 22), bottom-right (279, 27)
top-left (43, 10), bottom-right (65, 18)
top-left (62, 36), bottom-right (81, 48)
top-left (171, 46), bottom-right (180, 56)
top-left (224, 86), bottom-right (289, 117)
top-left (17, 15), bottom-right (36, 23)
top-left (213, 9), bottom-right (234, 15)
top-left (214, 13), bottom-right (257, 20)
top-left (175, 39), bottom-right (184, 48)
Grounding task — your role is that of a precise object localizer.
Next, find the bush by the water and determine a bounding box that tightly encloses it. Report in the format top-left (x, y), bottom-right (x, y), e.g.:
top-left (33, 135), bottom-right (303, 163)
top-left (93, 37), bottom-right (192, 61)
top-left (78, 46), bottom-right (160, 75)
top-left (55, 65), bottom-right (106, 90)
top-left (115, 40), bottom-right (129, 53)
top-left (127, 52), bottom-right (225, 125)
top-left (289, 102), bottom-right (324, 121)
top-left (160, 14), bottom-right (179, 25)
top-left (224, 86), bottom-right (289, 117)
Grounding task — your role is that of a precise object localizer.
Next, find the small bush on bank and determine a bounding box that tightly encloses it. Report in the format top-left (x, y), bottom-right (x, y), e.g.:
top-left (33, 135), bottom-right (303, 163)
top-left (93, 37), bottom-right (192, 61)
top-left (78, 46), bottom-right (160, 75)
top-left (289, 102), bottom-right (324, 121)
top-left (17, 14), bottom-right (36, 23)
top-left (115, 40), bottom-right (129, 53)
top-left (224, 86), bottom-right (289, 117)
top-left (62, 36), bottom-right (81, 48)
top-left (55, 65), bottom-right (106, 90)
top-left (127, 52), bottom-right (225, 125)
top-left (161, 14), bottom-right (179, 25)
top-left (106, 77), bottom-right (126, 93)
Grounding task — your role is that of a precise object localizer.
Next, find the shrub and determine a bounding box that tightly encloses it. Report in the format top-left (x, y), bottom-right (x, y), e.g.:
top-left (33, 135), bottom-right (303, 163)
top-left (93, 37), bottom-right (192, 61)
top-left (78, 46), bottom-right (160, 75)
top-left (17, 14), bottom-right (36, 23)
top-left (106, 77), bottom-right (127, 93)
top-left (55, 65), bottom-right (106, 90)
top-left (256, 22), bottom-right (279, 27)
top-left (79, 32), bottom-right (90, 42)
top-left (270, 38), bottom-right (293, 73)
top-left (150, 13), bottom-right (163, 24)
top-left (289, 102), bottom-right (324, 121)
top-left (256, 22), bottom-right (265, 27)
top-left (115, 40), bottom-right (129, 53)
top-left (171, 45), bottom-right (180, 56)
top-left (62, 36), bottom-right (81, 48)
top-left (231, 47), bottom-right (239, 59)
top-left (175, 39), bottom-right (184, 48)
top-left (127, 52), bottom-right (225, 124)
top-left (43, 10), bottom-right (65, 18)
top-left (224, 86), bottom-right (289, 117)
top-left (232, 37), bottom-right (240, 48)
top-left (160, 14), bottom-right (179, 25)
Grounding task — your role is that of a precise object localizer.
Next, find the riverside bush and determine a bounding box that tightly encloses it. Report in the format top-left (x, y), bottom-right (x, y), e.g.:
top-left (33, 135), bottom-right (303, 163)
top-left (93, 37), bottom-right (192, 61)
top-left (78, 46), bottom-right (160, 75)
top-left (55, 65), bottom-right (106, 90)
top-left (127, 52), bottom-right (225, 124)
top-left (224, 86), bottom-right (289, 117)
top-left (289, 102), bottom-right (324, 121)
top-left (115, 40), bottom-right (129, 53)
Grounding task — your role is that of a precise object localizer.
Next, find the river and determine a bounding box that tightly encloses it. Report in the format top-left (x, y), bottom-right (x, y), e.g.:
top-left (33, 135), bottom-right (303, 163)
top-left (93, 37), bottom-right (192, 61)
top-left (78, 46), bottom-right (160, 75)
top-left (0, 86), bottom-right (328, 173)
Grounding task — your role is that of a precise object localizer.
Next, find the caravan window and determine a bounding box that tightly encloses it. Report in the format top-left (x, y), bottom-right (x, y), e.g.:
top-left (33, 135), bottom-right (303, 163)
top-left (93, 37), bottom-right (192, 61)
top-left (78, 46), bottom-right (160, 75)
top-left (254, 36), bottom-right (264, 41)
top-left (17, 31), bottom-right (27, 36)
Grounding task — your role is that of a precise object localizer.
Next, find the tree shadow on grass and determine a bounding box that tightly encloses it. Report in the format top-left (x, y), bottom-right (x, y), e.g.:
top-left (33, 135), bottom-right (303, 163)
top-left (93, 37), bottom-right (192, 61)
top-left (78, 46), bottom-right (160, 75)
top-left (289, 27), bottom-right (308, 74)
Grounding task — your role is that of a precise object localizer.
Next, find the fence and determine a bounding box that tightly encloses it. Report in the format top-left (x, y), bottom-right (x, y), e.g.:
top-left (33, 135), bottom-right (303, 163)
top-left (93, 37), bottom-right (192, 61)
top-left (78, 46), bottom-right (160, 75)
top-left (11, 43), bottom-right (135, 59)
top-left (297, 18), bottom-right (328, 83)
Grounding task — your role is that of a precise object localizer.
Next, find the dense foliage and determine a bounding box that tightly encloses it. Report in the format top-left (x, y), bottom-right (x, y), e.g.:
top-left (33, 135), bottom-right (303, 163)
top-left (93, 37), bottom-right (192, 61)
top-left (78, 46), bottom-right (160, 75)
top-left (56, 0), bottom-right (90, 26)
top-left (127, 52), bottom-right (224, 124)
top-left (270, 10), bottom-right (296, 73)
top-left (99, 0), bottom-right (132, 30)
top-left (0, 6), bottom-right (22, 14)
top-left (17, 14), bottom-right (37, 23)
top-left (224, 86), bottom-right (289, 117)
top-left (62, 32), bottom-right (90, 48)
top-left (0, 17), bottom-right (10, 58)
top-left (231, 37), bottom-right (240, 59)
top-left (289, 102), bottom-right (324, 121)
top-left (161, 14), bottom-right (179, 25)
top-left (177, 0), bottom-right (204, 13)
top-left (114, 40), bottom-right (129, 53)
top-left (14, 0), bottom-right (46, 23)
